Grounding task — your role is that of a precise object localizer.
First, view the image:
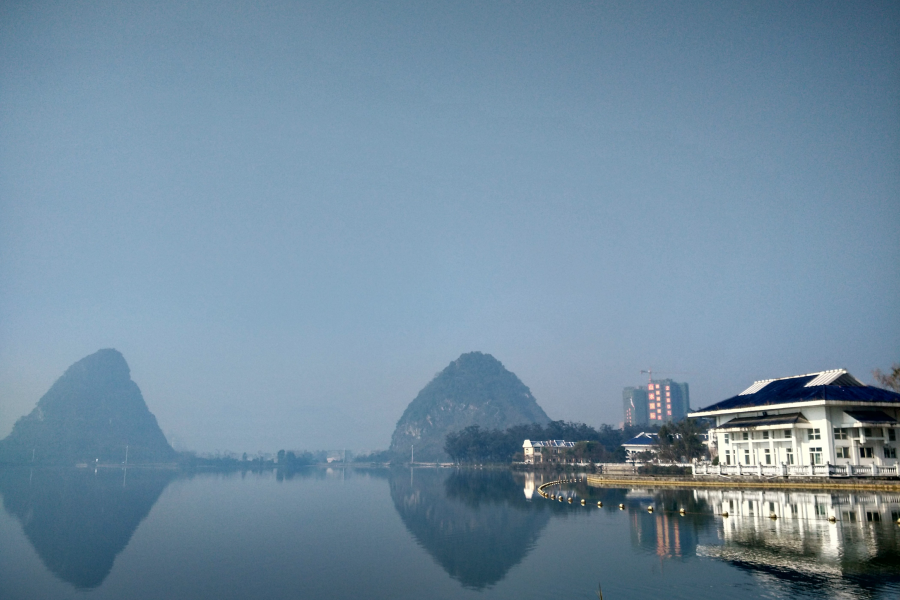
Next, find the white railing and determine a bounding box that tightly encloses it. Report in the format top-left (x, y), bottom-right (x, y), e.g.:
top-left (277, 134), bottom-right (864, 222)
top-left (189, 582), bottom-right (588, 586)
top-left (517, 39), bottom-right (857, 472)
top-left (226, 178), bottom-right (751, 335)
top-left (692, 462), bottom-right (900, 478)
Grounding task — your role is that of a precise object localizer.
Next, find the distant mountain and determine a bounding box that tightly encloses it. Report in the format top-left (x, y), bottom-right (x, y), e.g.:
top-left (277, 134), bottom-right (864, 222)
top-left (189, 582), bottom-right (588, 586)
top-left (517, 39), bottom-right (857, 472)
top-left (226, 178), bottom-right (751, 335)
top-left (389, 352), bottom-right (550, 462)
top-left (0, 349), bottom-right (176, 465)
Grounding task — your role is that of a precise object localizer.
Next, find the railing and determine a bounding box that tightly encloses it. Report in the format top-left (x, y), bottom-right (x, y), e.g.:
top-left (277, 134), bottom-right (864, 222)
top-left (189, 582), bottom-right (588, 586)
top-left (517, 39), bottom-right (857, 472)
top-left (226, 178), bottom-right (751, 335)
top-left (692, 462), bottom-right (900, 478)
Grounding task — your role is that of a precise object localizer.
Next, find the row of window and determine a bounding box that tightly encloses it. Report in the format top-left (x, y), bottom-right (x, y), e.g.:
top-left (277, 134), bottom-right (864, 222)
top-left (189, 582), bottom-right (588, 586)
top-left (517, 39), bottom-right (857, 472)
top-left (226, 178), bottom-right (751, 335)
top-left (723, 445), bottom-right (897, 465)
top-left (721, 499), bottom-right (900, 523)
top-left (722, 427), bottom-right (898, 444)
top-left (835, 427), bottom-right (897, 441)
top-left (724, 430), bottom-right (792, 444)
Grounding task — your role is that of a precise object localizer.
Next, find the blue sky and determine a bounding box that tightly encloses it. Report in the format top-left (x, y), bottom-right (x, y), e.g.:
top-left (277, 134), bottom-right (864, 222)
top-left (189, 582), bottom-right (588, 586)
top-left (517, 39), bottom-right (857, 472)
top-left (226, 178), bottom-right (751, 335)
top-left (2, 1), bottom-right (898, 453)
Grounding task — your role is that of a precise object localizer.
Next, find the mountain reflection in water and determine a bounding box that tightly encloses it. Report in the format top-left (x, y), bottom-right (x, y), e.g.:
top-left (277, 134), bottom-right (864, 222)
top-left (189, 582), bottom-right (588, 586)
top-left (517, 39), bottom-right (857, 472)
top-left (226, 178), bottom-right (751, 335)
top-left (390, 468), bottom-right (556, 589)
top-left (1, 465), bottom-right (899, 599)
top-left (0, 467), bottom-right (174, 589)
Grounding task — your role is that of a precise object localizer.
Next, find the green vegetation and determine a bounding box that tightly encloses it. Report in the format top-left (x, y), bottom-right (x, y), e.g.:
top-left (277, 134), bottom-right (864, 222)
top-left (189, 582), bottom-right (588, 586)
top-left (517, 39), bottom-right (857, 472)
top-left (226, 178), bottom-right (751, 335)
top-left (655, 418), bottom-right (707, 462)
top-left (389, 352), bottom-right (550, 462)
top-left (873, 362), bottom-right (900, 392)
top-left (444, 421), bottom-right (652, 464)
top-left (276, 449), bottom-right (314, 467)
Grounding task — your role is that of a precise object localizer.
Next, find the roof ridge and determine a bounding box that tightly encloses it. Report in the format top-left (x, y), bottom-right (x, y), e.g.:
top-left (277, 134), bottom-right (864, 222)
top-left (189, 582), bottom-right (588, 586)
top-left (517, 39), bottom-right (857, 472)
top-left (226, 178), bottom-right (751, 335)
top-left (738, 369), bottom-right (850, 395)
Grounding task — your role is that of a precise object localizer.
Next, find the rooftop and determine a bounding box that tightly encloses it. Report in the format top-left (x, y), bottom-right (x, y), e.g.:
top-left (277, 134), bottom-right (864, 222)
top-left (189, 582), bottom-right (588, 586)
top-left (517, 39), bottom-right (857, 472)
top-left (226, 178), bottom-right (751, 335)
top-left (522, 439), bottom-right (576, 448)
top-left (622, 432), bottom-right (659, 447)
top-left (692, 369), bottom-right (900, 415)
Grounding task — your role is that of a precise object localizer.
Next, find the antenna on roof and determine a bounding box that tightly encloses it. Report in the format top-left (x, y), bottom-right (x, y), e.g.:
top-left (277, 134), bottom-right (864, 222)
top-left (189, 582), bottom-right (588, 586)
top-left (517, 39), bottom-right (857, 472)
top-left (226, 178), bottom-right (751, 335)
top-left (640, 368), bottom-right (689, 385)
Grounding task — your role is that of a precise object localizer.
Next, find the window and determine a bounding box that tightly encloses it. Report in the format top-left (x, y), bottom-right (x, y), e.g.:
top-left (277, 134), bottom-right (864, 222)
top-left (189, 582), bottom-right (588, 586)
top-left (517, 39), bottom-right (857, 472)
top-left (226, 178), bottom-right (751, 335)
top-left (889, 429), bottom-right (897, 442)
top-left (786, 448), bottom-right (794, 465)
top-left (742, 432), bottom-right (749, 441)
top-left (885, 447), bottom-right (897, 459)
top-left (724, 433), bottom-right (730, 445)
top-left (810, 447), bottom-right (823, 465)
top-left (764, 449), bottom-right (771, 465)
top-left (815, 503), bottom-right (827, 518)
top-left (836, 447), bottom-right (851, 459)
top-left (843, 511), bottom-right (857, 523)
top-left (808, 429), bottom-right (821, 441)
top-left (860, 447), bottom-right (874, 459)
top-left (762, 431), bottom-right (770, 440)
top-left (725, 450), bottom-right (731, 465)
top-left (744, 449), bottom-right (751, 464)
top-left (866, 511), bottom-right (881, 523)
top-left (863, 428), bottom-right (872, 437)
top-left (834, 428), bottom-right (848, 440)
top-left (785, 430), bottom-right (792, 439)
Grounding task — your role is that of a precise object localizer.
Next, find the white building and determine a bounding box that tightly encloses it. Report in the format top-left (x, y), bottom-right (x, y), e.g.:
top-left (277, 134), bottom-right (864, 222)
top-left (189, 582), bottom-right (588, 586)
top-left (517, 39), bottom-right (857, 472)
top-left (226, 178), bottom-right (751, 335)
top-left (621, 432), bottom-right (659, 460)
top-left (522, 439), bottom-right (575, 464)
top-left (689, 369), bottom-right (900, 478)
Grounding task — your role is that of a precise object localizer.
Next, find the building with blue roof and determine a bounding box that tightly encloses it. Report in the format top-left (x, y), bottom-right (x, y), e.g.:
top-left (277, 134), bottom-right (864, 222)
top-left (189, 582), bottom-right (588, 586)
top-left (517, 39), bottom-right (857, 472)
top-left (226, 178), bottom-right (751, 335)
top-left (689, 369), bottom-right (900, 478)
top-left (621, 432), bottom-right (659, 460)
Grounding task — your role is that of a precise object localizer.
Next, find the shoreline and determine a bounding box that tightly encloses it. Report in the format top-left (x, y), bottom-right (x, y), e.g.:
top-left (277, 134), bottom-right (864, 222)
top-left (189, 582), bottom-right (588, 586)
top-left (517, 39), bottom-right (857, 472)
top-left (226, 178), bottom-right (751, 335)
top-left (585, 473), bottom-right (900, 492)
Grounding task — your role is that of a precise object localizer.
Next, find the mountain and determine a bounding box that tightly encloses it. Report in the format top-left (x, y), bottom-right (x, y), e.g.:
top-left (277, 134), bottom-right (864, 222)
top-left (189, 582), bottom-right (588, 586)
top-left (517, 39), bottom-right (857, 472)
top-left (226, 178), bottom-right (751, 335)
top-left (0, 349), bottom-right (176, 465)
top-left (389, 352), bottom-right (550, 462)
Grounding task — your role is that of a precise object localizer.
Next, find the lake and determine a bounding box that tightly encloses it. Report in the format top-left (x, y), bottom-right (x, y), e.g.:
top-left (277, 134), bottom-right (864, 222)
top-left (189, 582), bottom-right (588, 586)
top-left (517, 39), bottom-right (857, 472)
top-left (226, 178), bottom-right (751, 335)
top-left (1, 466), bottom-right (898, 599)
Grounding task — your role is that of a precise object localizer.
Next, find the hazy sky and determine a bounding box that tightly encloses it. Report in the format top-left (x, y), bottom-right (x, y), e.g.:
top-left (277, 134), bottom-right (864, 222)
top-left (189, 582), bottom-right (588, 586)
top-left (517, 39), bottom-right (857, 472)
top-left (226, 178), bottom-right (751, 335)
top-left (2, 1), bottom-right (898, 453)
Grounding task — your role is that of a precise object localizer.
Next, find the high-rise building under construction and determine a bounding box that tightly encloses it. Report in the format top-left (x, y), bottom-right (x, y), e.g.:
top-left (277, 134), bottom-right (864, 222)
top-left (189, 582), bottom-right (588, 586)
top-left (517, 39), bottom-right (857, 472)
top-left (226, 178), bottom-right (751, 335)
top-left (622, 379), bottom-right (690, 426)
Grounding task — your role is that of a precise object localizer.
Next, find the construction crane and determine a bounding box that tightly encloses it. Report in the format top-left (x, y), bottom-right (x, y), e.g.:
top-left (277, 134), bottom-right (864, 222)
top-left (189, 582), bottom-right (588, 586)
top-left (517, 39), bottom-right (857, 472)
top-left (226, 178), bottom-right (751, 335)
top-left (640, 369), bottom-right (690, 385)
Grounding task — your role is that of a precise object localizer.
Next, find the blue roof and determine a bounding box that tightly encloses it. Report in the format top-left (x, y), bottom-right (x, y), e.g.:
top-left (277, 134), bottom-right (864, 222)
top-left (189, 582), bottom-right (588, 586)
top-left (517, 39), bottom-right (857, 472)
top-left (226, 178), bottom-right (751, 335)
top-left (695, 370), bottom-right (900, 413)
top-left (622, 433), bottom-right (658, 446)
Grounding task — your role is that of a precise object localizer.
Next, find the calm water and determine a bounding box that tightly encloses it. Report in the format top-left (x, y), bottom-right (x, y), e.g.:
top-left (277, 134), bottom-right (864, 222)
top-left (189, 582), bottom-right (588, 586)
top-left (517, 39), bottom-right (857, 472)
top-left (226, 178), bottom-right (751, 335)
top-left (1, 467), bottom-right (898, 599)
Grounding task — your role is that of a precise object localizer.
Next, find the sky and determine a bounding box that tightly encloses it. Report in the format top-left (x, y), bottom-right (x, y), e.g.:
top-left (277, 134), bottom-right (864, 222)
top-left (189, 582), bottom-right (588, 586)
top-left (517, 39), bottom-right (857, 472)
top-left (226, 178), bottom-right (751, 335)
top-left (1, 1), bottom-right (898, 454)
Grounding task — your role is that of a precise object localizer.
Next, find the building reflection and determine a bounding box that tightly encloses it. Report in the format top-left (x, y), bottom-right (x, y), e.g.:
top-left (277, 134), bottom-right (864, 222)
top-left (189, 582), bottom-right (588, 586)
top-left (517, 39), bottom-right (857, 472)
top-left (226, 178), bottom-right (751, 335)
top-left (0, 467), bottom-right (175, 589)
top-left (590, 483), bottom-right (900, 597)
top-left (620, 488), bottom-right (708, 559)
top-left (694, 488), bottom-right (900, 594)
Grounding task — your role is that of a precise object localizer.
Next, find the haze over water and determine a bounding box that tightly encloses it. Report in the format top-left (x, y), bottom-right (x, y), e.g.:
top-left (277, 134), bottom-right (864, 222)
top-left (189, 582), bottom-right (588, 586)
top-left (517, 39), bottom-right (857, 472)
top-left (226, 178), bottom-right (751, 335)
top-left (2, 4), bottom-right (898, 597)
top-left (2, 2), bottom-right (898, 454)
top-left (1, 467), bottom-right (898, 599)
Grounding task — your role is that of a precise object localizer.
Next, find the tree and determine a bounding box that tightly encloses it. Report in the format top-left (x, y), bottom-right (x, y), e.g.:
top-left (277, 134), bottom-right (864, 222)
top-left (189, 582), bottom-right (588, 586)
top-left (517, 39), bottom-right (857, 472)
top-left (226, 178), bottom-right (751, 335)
top-left (656, 419), bottom-right (705, 462)
top-left (873, 363), bottom-right (900, 392)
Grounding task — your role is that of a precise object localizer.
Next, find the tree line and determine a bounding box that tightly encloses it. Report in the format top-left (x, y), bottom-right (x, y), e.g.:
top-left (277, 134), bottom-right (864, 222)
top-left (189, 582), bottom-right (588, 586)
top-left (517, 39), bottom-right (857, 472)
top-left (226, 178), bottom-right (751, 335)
top-left (444, 420), bottom-right (654, 464)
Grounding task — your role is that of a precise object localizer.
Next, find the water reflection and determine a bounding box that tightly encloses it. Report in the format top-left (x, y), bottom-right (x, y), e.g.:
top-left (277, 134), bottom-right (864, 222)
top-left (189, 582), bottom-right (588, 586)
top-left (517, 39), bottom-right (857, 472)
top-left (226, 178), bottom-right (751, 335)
top-left (695, 489), bottom-right (900, 597)
top-left (574, 481), bottom-right (900, 598)
top-left (390, 468), bottom-right (554, 589)
top-left (0, 467), bottom-right (174, 589)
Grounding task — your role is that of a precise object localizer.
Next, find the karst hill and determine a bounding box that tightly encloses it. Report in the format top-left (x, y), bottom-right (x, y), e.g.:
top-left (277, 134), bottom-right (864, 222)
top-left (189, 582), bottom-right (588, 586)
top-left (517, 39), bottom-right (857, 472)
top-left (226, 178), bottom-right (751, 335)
top-left (0, 349), bottom-right (175, 465)
top-left (389, 352), bottom-right (550, 462)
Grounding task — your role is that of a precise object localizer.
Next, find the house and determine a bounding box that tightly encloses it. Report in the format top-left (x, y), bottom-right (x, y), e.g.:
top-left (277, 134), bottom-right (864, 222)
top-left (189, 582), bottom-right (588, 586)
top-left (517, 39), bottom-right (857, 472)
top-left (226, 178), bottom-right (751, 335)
top-left (621, 432), bottom-right (659, 460)
top-left (522, 439), bottom-right (576, 464)
top-left (689, 369), bottom-right (900, 478)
